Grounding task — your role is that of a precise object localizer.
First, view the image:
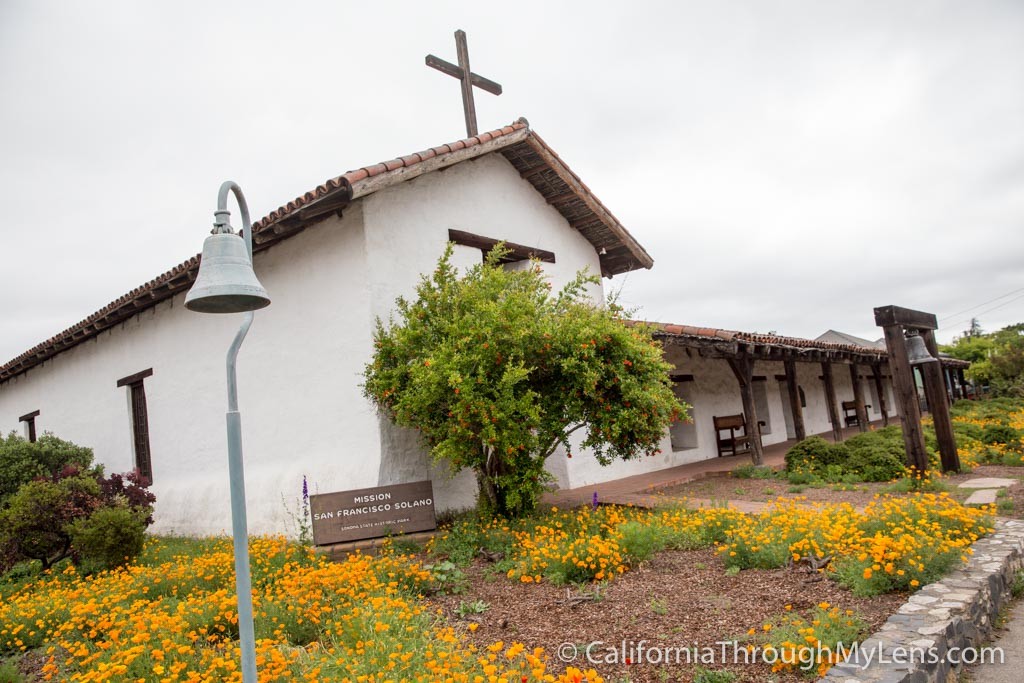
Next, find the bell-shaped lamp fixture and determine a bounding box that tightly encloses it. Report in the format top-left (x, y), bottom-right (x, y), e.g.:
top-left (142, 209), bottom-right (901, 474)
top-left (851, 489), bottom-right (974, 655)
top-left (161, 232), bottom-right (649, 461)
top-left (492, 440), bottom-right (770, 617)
top-left (906, 332), bottom-right (936, 365)
top-left (185, 231), bottom-right (271, 314)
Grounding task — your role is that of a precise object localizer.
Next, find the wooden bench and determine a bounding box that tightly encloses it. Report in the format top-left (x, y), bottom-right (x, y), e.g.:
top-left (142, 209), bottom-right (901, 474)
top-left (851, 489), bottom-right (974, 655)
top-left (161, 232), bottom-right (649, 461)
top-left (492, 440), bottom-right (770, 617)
top-left (842, 400), bottom-right (872, 427)
top-left (713, 414), bottom-right (753, 458)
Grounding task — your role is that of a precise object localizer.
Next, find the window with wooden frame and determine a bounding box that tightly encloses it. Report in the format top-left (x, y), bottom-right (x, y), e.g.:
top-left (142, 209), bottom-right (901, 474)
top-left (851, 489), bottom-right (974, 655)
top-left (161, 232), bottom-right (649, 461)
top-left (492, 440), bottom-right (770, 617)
top-left (19, 410), bottom-right (40, 443)
top-left (117, 369), bottom-right (153, 484)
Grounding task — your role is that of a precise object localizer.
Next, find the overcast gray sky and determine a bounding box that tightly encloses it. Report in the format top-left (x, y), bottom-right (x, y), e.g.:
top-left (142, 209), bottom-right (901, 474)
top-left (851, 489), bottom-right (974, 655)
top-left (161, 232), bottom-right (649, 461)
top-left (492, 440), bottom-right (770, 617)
top-left (2, 0), bottom-right (1022, 365)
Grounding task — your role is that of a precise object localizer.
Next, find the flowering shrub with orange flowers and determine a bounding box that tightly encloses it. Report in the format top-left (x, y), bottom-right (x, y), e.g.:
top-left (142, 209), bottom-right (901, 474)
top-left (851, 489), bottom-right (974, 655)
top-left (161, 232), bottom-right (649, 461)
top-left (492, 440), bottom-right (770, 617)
top-left (718, 493), bottom-right (993, 596)
top-left (435, 493), bottom-right (989, 598)
top-left (745, 602), bottom-right (867, 677)
top-left (0, 536), bottom-right (602, 682)
top-left (426, 503), bottom-right (747, 586)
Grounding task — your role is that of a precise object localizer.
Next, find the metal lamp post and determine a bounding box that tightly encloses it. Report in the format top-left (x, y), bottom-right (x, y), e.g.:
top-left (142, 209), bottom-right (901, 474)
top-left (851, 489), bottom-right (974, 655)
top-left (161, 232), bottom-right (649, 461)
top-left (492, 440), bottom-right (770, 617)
top-left (185, 181), bottom-right (270, 683)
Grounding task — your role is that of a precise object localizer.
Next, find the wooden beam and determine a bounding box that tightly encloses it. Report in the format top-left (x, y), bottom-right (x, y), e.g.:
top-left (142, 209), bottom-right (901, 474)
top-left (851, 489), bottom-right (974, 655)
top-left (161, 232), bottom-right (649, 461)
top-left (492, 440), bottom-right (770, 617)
top-left (821, 362), bottom-right (843, 443)
top-left (726, 355), bottom-right (764, 465)
top-left (350, 127), bottom-right (531, 200)
top-left (784, 359), bottom-right (806, 441)
top-left (849, 363), bottom-right (869, 433)
top-left (543, 190), bottom-right (579, 205)
top-left (18, 409), bottom-right (40, 422)
top-left (873, 305), bottom-right (938, 330)
top-left (448, 229), bottom-right (556, 264)
top-left (881, 325), bottom-right (930, 471)
top-left (116, 368), bottom-right (153, 388)
top-left (423, 54), bottom-right (503, 95)
top-left (519, 163), bottom-right (550, 181)
top-left (920, 330), bottom-right (961, 472)
top-left (523, 135), bottom-right (653, 269)
top-left (871, 362), bottom-right (890, 427)
top-left (669, 373), bottom-right (694, 383)
top-left (296, 190), bottom-right (352, 222)
top-left (453, 30), bottom-right (479, 137)
top-left (958, 368), bottom-right (970, 399)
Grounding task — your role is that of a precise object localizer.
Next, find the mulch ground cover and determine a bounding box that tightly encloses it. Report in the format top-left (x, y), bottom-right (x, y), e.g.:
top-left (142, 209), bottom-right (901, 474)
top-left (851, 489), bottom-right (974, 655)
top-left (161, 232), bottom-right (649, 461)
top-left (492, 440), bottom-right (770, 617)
top-left (428, 547), bottom-right (905, 682)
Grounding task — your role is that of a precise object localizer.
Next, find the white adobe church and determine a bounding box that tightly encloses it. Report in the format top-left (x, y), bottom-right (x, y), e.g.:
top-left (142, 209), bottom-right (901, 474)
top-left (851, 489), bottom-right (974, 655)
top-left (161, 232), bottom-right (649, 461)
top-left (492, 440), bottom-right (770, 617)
top-left (0, 119), bottom-right (968, 536)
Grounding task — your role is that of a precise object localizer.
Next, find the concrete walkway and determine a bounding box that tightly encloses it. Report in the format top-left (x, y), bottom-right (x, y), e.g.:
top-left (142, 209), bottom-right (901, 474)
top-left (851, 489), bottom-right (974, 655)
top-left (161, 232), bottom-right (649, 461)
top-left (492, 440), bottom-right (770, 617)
top-left (967, 598), bottom-right (1024, 683)
top-left (543, 418), bottom-right (896, 511)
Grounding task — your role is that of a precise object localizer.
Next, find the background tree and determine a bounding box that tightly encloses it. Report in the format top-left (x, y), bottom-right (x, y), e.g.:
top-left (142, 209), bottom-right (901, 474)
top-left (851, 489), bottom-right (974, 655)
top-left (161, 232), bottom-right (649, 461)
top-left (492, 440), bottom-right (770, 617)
top-left (964, 317), bottom-right (984, 339)
top-left (363, 245), bottom-right (686, 517)
top-left (943, 321), bottom-right (1024, 396)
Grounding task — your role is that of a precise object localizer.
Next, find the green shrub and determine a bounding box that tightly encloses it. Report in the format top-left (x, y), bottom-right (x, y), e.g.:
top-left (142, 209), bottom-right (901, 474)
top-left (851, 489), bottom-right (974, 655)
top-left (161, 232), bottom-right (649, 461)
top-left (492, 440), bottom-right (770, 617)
top-left (0, 433), bottom-right (155, 575)
top-left (847, 445), bottom-right (905, 482)
top-left (693, 668), bottom-right (737, 683)
top-left (0, 659), bottom-right (25, 683)
top-left (785, 470), bottom-right (822, 486)
top-left (784, 437), bottom-right (848, 472)
top-left (1001, 452), bottom-right (1024, 467)
top-left (786, 428), bottom-right (909, 483)
top-left (0, 432), bottom-right (94, 505)
top-left (0, 475), bottom-right (102, 571)
top-left (428, 512), bottom-right (513, 566)
top-left (618, 520), bottom-right (665, 563)
top-left (732, 464), bottom-right (775, 479)
top-left (981, 424), bottom-right (1021, 446)
top-left (68, 503), bottom-right (148, 572)
top-left (953, 422), bottom-right (984, 442)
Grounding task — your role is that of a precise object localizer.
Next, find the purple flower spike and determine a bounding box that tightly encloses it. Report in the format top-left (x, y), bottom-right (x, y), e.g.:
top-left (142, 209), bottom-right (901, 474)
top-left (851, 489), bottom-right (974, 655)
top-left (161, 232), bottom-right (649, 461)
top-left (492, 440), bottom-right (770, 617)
top-left (302, 475), bottom-right (309, 504)
top-left (592, 491), bottom-right (599, 510)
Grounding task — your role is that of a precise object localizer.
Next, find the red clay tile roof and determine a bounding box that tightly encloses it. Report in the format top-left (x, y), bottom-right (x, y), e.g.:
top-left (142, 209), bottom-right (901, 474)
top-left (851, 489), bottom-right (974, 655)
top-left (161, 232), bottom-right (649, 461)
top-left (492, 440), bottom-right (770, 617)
top-left (634, 319), bottom-right (970, 367)
top-left (1, 119), bottom-right (652, 384)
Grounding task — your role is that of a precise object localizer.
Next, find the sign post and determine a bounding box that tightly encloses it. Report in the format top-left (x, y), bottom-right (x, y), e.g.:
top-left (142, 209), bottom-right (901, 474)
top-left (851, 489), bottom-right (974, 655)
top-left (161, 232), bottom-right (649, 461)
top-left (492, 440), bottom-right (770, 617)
top-left (309, 480), bottom-right (437, 546)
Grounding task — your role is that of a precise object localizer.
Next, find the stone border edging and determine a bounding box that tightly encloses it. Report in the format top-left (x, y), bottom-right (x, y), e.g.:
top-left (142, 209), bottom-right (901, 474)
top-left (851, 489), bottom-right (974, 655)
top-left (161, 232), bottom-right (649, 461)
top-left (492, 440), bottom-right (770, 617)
top-left (820, 518), bottom-right (1024, 683)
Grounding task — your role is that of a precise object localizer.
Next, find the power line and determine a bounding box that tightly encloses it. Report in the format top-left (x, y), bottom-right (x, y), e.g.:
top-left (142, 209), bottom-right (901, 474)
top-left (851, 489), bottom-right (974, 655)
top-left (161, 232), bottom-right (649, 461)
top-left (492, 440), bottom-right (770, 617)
top-left (940, 292), bottom-right (1024, 333)
top-left (939, 286), bottom-right (1024, 322)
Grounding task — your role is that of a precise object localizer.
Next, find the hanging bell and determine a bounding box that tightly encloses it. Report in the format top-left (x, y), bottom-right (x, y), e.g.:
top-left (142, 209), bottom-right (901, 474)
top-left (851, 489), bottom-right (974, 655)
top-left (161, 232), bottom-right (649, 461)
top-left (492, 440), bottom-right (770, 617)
top-left (185, 232), bottom-right (271, 314)
top-left (905, 333), bottom-right (936, 365)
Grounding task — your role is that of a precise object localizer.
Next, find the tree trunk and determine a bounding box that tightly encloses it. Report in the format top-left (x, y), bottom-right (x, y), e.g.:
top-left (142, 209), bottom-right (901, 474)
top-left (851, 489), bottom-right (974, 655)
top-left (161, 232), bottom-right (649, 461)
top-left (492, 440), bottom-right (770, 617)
top-left (476, 443), bottom-right (501, 513)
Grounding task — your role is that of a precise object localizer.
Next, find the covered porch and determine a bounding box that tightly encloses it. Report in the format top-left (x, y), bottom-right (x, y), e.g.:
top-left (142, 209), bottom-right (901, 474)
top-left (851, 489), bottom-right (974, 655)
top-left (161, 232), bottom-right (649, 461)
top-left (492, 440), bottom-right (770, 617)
top-left (546, 416), bottom-right (896, 509)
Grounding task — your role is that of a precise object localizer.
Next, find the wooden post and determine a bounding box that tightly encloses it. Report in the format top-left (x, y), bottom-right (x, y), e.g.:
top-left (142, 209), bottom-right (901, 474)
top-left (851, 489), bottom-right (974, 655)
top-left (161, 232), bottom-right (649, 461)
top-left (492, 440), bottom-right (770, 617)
top-left (958, 369), bottom-right (970, 399)
top-left (880, 325), bottom-right (930, 471)
top-left (920, 331), bottom-right (961, 473)
top-left (821, 362), bottom-right (843, 443)
top-left (783, 358), bottom-right (806, 441)
top-left (871, 362), bottom-right (889, 427)
top-left (849, 363), bottom-right (869, 432)
top-left (726, 354), bottom-right (764, 465)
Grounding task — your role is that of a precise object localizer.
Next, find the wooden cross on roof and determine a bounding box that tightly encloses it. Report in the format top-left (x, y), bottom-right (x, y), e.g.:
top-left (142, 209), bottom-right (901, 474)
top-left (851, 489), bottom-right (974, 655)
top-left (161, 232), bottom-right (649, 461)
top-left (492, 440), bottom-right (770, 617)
top-left (425, 29), bottom-right (502, 137)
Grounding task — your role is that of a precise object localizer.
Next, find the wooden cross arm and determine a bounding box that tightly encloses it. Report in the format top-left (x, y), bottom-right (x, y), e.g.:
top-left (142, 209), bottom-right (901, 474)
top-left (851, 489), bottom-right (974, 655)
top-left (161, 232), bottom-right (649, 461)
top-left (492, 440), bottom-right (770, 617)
top-left (425, 54), bottom-right (503, 95)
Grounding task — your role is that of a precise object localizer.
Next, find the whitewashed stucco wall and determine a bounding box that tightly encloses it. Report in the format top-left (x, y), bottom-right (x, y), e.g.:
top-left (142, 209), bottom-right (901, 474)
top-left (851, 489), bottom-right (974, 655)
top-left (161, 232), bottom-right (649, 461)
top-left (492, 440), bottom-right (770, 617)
top-left (0, 147), bottom-right (903, 534)
top-left (560, 348), bottom-right (899, 490)
top-left (0, 152), bottom-right (613, 533)
top-left (0, 205), bottom-right (379, 536)
top-left (360, 152), bottom-right (607, 511)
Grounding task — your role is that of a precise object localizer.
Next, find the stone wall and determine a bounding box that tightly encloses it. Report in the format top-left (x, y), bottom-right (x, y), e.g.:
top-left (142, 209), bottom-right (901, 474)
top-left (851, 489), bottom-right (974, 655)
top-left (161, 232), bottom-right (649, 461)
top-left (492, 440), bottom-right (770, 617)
top-left (820, 519), bottom-right (1024, 683)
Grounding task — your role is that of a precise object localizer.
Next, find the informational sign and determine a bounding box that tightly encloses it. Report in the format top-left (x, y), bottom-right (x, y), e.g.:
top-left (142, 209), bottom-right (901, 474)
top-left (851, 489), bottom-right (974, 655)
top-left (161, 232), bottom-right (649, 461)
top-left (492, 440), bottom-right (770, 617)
top-left (309, 480), bottom-right (436, 545)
